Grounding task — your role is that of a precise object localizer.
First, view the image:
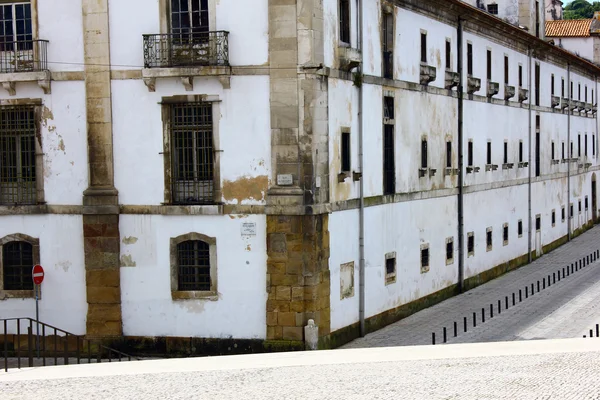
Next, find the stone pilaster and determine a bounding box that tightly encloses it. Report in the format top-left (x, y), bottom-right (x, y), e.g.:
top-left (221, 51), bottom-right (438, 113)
top-left (266, 215), bottom-right (330, 342)
top-left (81, 0), bottom-right (121, 338)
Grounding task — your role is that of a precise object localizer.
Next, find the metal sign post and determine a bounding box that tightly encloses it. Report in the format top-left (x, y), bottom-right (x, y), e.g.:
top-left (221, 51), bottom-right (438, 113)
top-left (32, 264), bottom-right (44, 359)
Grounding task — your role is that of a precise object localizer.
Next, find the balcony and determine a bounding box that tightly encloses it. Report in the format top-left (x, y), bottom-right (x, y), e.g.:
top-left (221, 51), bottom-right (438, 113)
top-left (504, 85), bottom-right (515, 100)
top-left (551, 95), bottom-right (560, 108)
top-left (445, 71), bottom-right (459, 90)
top-left (419, 64), bottom-right (436, 86)
top-left (518, 88), bottom-right (528, 103)
top-left (486, 81), bottom-right (499, 98)
top-left (0, 39), bottom-right (50, 96)
top-left (467, 76), bottom-right (481, 94)
top-left (142, 31), bottom-right (231, 92)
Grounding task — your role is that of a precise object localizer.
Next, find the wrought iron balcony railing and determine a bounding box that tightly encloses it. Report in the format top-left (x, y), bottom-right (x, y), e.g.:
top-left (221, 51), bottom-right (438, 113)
top-left (0, 40), bottom-right (49, 74)
top-left (143, 31), bottom-right (229, 69)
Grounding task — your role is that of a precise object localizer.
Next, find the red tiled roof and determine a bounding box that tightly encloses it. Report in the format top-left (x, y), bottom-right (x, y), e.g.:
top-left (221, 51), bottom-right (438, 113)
top-left (545, 19), bottom-right (592, 37)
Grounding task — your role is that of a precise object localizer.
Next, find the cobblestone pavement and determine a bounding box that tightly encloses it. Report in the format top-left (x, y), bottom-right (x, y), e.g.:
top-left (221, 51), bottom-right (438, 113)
top-left (344, 226), bottom-right (600, 349)
top-left (2, 339), bottom-right (600, 399)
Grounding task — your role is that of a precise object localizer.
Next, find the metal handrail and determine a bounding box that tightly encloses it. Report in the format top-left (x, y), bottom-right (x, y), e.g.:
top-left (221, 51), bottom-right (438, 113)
top-left (0, 39), bottom-right (49, 73)
top-left (1, 317), bottom-right (137, 372)
top-left (143, 31), bottom-right (229, 68)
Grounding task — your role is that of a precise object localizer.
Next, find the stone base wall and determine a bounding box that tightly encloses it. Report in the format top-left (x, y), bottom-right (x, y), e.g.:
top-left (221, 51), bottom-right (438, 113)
top-left (266, 215), bottom-right (331, 342)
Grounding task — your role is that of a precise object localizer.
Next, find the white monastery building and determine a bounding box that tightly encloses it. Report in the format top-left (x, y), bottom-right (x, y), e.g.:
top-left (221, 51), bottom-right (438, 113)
top-left (0, 0), bottom-right (599, 354)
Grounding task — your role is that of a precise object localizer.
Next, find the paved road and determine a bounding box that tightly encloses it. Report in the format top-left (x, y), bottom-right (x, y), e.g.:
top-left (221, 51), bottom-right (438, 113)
top-left (2, 339), bottom-right (600, 399)
top-left (344, 226), bottom-right (600, 349)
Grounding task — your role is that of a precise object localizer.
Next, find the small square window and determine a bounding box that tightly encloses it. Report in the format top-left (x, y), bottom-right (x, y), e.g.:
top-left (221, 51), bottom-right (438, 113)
top-left (487, 3), bottom-right (498, 14)
top-left (385, 252), bottom-right (396, 285)
top-left (446, 237), bottom-right (454, 265)
top-left (486, 228), bottom-right (493, 252)
top-left (503, 224), bottom-right (509, 246)
top-left (552, 210), bottom-right (556, 227)
top-left (420, 245), bottom-right (430, 273)
top-left (467, 232), bottom-right (474, 257)
top-left (518, 220), bottom-right (523, 237)
top-left (536, 215), bottom-right (541, 231)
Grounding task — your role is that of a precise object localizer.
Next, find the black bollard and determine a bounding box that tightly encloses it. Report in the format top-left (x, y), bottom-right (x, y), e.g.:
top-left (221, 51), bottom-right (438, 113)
top-left (543, 277), bottom-right (546, 289)
top-left (498, 299), bottom-right (501, 314)
top-left (432, 332), bottom-right (436, 345)
top-left (454, 321), bottom-right (457, 337)
top-left (482, 308), bottom-right (485, 323)
top-left (537, 281), bottom-right (540, 293)
top-left (443, 327), bottom-right (447, 343)
top-left (525, 286), bottom-right (528, 298)
top-left (490, 304), bottom-right (494, 318)
top-left (505, 296), bottom-right (509, 309)
top-left (473, 312), bottom-right (476, 328)
top-left (512, 292), bottom-right (516, 306)
top-left (596, 324), bottom-right (599, 338)
top-left (464, 317), bottom-right (467, 333)
top-left (553, 272), bottom-right (556, 284)
top-left (591, 329), bottom-right (594, 338)
top-left (531, 283), bottom-right (534, 294)
top-left (519, 290), bottom-right (522, 302)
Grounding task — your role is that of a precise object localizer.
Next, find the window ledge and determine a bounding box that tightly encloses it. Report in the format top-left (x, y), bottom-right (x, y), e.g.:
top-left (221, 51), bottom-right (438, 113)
top-left (160, 204), bottom-right (223, 215)
top-left (142, 66), bottom-right (232, 92)
top-left (0, 289), bottom-right (36, 300)
top-left (0, 70), bottom-right (51, 96)
top-left (171, 291), bottom-right (218, 301)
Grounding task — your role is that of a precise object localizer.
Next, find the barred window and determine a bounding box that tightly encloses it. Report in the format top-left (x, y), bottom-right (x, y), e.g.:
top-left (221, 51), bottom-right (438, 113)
top-left (177, 240), bottom-right (210, 291)
top-left (170, 102), bottom-right (214, 204)
top-left (3, 241), bottom-right (33, 291)
top-left (0, 105), bottom-right (36, 205)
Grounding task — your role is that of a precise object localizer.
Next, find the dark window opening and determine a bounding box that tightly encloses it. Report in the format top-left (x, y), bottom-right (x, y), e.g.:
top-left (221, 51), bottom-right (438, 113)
top-left (562, 142), bottom-right (565, 160)
top-left (579, 200), bottom-right (582, 213)
top-left (486, 230), bottom-right (493, 248)
top-left (585, 134), bottom-right (588, 157)
top-left (385, 257), bottom-right (395, 275)
top-left (382, 13), bottom-right (394, 79)
top-left (446, 141), bottom-right (452, 168)
top-left (177, 240), bottom-right (211, 291)
top-left (593, 136), bottom-right (596, 156)
top-left (2, 241), bottom-right (33, 291)
top-left (536, 216), bottom-right (541, 231)
top-left (487, 50), bottom-right (492, 80)
top-left (503, 142), bottom-right (508, 164)
top-left (467, 43), bottom-right (473, 76)
top-left (534, 63), bottom-right (540, 106)
top-left (519, 65), bottom-right (523, 87)
top-left (421, 139), bottom-right (428, 169)
top-left (446, 40), bottom-right (451, 70)
top-left (170, 102), bottom-right (215, 205)
top-left (585, 197), bottom-right (589, 210)
top-left (562, 78), bottom-right (565, 97)
top-left (341, 131), bottom-right (351, 172)
top-left (578, 83), bottom-right (581, 100)
top-left (552, 210), bottom-right (556, 225)
top-left (552, 142), bottom-right (555, 160)
top-left (519, 141), bottom-right (523, 163)
top-left (468, 141), bottom-right (474, 166)
top-left (487, 142), bottom-right (492, 165)
top-left (571, 142), bottom-right (574, 158)
top-left (518, 220), bottom-right (523, 236)
top-left (504, 56), bottom-right (509, 84)
top-left (446, 241), bottom-right (453, 261)
top-left (571, 82), bottom-right (573, 99)
top-left (0, 3), bottom-right (33, 55)
top-left (570, 204), bottom-right (574, 218)
top-left (535, 0), bottom-right (540, 37)
top-left (503, 225), bottom-right (509, 242)
top-left (383, 96), bottom-right (394, 119)
top-left (487, 3), bottom-right (498, 14)
top-left (421, 248), bottom-right (429, 269)
top-left (421, 32), bottom-right (427, 63)
top-left (536, 115), bottom-right (540, 130)
top-left (383, 125), bottom-right (395, 195)
top-left (170, 0), bottom-right (209, 43)
top-left (551, 75), bottom-right (555, 96)
top-left (467, 234), bottom-right (474, 254)
top-left (339, 0), bottom-right (350, 44)
top-left (578, 134), bottom-right (581, 157)
top-left (562, 207), bottom-right (565, 221)
top-left (535, 131), bottom-right (540, 177)
top-left (585, 86), bottom-right (588, 102)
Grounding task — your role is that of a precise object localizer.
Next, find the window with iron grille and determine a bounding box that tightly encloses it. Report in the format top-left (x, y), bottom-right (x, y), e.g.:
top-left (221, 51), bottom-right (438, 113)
top-left (339, 0), bottom-right (350, 44)
top-left (382, 12), bottom-right (393, 79)
top-left (169, 102), bottom-right (214, 205)
top-left (0, 105), bottom-right (37, 205)
top-left (467, 232), bottom-right (474, 256)
top-left (487, 3), bottom-right (498, 14)
top-left (2, 241), bottom-right (33, 291)
top-left (519, 65), bottom-right (523, 87)
top-left (551, 74), bottom-right (554, 96)
top-left (177, 240), bottom-right (210, 291)
top-left (385, 252), bottom-right (396, 284)
top-left (486, 50), bottom-right (491, 80)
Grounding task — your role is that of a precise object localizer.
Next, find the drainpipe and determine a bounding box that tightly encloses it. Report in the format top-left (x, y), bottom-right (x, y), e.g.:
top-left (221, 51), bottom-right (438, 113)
top-left (457, 18), bottom-right (465, 292)
top-left (528, 47), bottom-right (532, 263)
top-left (357, 0), bottom-right (365, 337)
top-left (567, 64), bottom-right (571, 240)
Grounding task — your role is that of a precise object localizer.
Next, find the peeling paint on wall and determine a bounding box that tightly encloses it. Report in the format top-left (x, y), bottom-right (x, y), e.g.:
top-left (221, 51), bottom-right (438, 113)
top-left (222, 175), bottom-right (268, 204)
top-left (120, 254), bottom-right (137, 267)
top-left (122, 236), bottom-right (138, 245)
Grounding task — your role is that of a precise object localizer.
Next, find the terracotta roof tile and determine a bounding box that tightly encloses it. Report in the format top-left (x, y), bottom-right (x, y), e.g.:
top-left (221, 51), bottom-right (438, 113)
top-left (545, 19), bottom-right (592, 37)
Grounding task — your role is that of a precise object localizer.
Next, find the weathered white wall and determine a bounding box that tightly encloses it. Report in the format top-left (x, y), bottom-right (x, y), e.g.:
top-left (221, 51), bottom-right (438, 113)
top-left (461, 0), bottom-right (520, 24)
top-left (0, 215), bottom-right (87, 334)
top-left (557, 38), bottom-right (595, 64)
top-left (39, 0), bottom-right (84, 72)
top-left (108, 0), bottom-right (268, 68)
top-left (119, 214), bottom-right (267, 338)
top-left (112, 76), bottom-right (271, 206)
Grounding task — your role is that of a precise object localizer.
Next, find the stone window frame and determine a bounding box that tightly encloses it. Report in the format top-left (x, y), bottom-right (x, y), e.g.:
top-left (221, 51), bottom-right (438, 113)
top-left (518, 219), bottom-right (523, 237)
top-left (467, 232), bottom-right (474, 257)
top-left (445, 237), bottom-right (454, 266)
top-left (158, 0), bottom-right (217, 35)
top-left (0, 98), bottom-right (45, 206)
top-left (503, 223), bottom-right (509, 246)
top-left (420, 244), bottom-right (430, 274)
top-left (161, 95), bottom-right (222, 206)
top-left (0, 233), bottom-right (40, 300)
top-left (486, 227), bottom-right (493, 252)
top-left (551, 209), bottom-right (556, 227)
top-left (170, 232), bottom-right (218, 300)
top-left (384, 251), bottom-right (396, 285)
top-left (585, 196), bottom-right (589, 211)
top-left (561, 206), bottom-right (566, 222)
top-left (535, 214), bottom-right (541, 232)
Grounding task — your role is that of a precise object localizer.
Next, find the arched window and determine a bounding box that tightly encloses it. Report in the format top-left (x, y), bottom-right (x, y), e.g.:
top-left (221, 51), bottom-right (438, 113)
top-left (177, 240), bottom-right (210, 291)
top-left (3, 241), bottom-right (33, 291)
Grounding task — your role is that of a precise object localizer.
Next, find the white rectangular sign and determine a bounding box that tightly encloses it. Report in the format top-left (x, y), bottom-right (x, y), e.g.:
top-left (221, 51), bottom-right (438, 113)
top-left (241, 222), bottom-right (257, 236)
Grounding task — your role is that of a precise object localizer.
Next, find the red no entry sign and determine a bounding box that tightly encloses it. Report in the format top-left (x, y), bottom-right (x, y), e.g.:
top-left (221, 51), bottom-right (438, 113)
top-left (32, 264), bottom-right (44, 285)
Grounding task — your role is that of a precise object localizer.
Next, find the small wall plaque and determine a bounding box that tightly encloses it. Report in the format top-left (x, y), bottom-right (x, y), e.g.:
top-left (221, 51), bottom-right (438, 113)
top-left (277, 174), bottom-right (293, 186)
top-left (241, 222), bottom-right (257, 236)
